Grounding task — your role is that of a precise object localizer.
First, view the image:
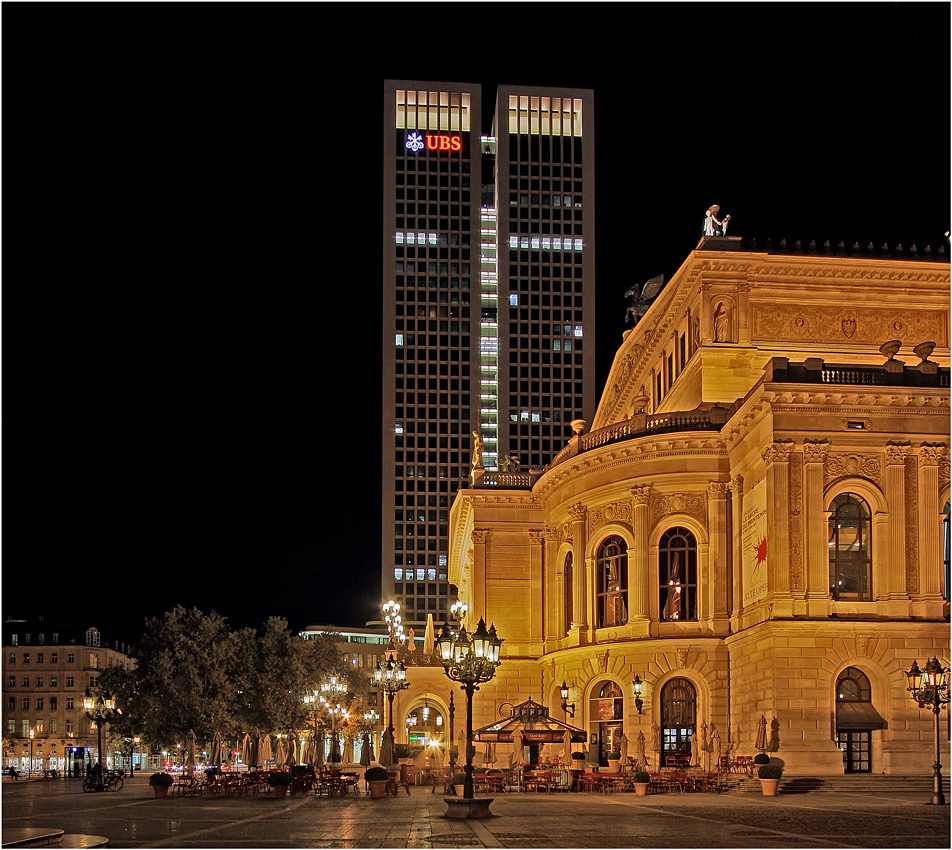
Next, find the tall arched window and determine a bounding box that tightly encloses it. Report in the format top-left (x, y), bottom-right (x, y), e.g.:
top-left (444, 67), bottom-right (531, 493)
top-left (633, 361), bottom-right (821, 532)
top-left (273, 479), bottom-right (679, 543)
top-left (828, 494), bottom-right (871, 601)
top-left (563, 553), bottom-right (574, 636)
top-left (659, 527), bottom-right (697, 621)
top-left (660, 677), bottom-right (696, 765)
top-left (596, 536), bottom-right (627, 628)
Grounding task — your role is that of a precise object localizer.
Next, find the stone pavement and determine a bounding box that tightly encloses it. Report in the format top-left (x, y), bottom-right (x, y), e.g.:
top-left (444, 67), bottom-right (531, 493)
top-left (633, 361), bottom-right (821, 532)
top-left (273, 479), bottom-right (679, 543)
top-left (2, 774), bottom-right (950, 848)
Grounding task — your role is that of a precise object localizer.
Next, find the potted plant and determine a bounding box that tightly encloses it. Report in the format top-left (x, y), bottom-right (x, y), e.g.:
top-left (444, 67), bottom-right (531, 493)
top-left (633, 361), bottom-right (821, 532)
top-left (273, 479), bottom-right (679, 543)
top-left (268, 770), bottom-right (292, 799)
top-left (571, 751), bottom-right (586, 771)
top-left (753, 753), bottom-right (770, 765)
top-left (632, 770), bottom-right (651, 796)
top-left (607, 750), bottom-right (621, 773)
top-left (364, 766), bottom-right (389, 799)
top-left (757, 763), bottom-right (782, 796)
top-left (149, 771), bottom-right (173, 798)
top-left (451, 772), bottom-right (467, 797)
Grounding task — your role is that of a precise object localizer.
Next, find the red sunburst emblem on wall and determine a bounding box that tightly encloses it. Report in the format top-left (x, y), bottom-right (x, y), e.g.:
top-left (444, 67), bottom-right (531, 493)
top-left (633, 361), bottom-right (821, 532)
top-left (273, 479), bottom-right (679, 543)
top-left (754, 536), bottom-right (767, 564)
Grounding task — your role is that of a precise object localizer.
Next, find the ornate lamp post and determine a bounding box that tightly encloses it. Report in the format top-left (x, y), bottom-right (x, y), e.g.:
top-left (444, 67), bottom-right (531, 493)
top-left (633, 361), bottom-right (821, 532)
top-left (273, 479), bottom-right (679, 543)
top-left (435, 617), bottom-right (502, 801)
top-left (905, 657), bottom-right (951, 806)
top-left (28, 728), bottom-right (35, 777)
top-left (320, 675), bottom-right (348, 761)
top-left (559, 681), bottom-right (576, 718)
top-left (371, 657), bottom-right (409, 765)
top-left (632, 675), bottom-right (644, 714)
top-left (82, 691), bottom-right (117, 773)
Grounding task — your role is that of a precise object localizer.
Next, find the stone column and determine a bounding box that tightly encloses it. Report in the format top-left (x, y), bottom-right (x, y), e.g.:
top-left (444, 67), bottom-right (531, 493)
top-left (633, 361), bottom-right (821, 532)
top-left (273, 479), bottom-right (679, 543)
top-left (699, 283), bottom-right (713, 345)
top-left (629, 485), bottom-right (651, 634)
top-left (707, 482), bottom-right (730, 633)
top-left (917, 445), bottom-right (946, 600)
top-left (569, 504), bottom-right (588, 640)
top-left (528, 529), bottom-right (545, 646)
top-left (883, 443), bottom-right (910, 602)
top-left (802, 440), bottom-right (830, 616)
top-left (470, 529), bottom-right (490, 620)
top-left (736, 282), bottom-right (752, 345)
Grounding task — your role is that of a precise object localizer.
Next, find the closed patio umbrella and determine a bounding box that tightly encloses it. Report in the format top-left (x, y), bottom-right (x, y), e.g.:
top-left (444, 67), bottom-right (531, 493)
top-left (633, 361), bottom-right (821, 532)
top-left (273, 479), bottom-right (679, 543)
top-left (258, 732), bottom-right (270, 767)
top-left (699, 722), bottom-right (709, 772)
top-left (512, 727), bottom-right (524, 768)
top-left (317, 732), bottom-right (326, 769)
top-left (635, 731), bottom-right (647, 770)
top-left (240, 733), bottom-right (251, 768)
top-left (424, 614), bottom-right (435, 657)
top-left (360, 733), bottom-right (372, 767)
top-left (184, 729), bottom-right (197, 777)
top-left (484, 739), bottom-right (496, 767)
top-left (563, 730), bottom-right (572, 763)
top-left (273, 737), bottom-right (285, 768)
top-left (210, 731), bottom-right (225, 767)
top-left (755, 715), bottom-right (767, 752)
top-left (343, 736), bottom-right (354, 764)
top-left (689, 730), bottom-right (699, 767)
top-left (379, 728), bottom-right (393, 767)
top-left (711, 729), bottom-right (722, 773)
top-left (619, 732), bottom-right (629, 764)
top-left (286, 738), bottom-right (297, 767)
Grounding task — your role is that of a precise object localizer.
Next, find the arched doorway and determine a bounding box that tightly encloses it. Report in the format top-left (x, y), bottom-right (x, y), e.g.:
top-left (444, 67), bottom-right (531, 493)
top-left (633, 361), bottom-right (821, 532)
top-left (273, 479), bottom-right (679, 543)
top-left (835, 667), bottom-right (884, 773)
top-left (589, 681), bottom-right (624, 767)
top-left (660, 677), bottom-right (696, 766)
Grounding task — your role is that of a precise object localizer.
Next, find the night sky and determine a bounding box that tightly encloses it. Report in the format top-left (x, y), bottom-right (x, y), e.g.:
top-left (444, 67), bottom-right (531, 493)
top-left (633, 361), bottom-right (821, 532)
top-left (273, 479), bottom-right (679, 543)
top-left (3, 3), bottom-right (949, 645)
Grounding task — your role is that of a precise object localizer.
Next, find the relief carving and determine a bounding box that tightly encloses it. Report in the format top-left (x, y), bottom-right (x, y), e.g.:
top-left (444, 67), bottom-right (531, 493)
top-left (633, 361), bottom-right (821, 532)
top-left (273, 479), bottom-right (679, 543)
top-left (650, 493), bottom-right (707, 529)
top-left (753, 305), bottom-right (947, 346)
top-left (885, 442), bottom-right (911, 466)
top-left (802, 440), bottom-right (831, 464)
top-left (589, 500), bottom-right (633, 536)
top-left (568, 504), bottom-right (588, 523)
top-left (631, 485), bottom-right (651, 506)
top-left (471, 529), bottom-right (491, 544)
top-left (763, 440), bottom-right (795, 464)
top-left (824, 453), bottom-right (882, 486)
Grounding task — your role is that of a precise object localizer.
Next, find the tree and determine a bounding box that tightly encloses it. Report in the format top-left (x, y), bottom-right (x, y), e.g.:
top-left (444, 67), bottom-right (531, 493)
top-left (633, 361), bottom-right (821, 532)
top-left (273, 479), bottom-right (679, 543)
top-left (129, 606), bottom-right (240, 749)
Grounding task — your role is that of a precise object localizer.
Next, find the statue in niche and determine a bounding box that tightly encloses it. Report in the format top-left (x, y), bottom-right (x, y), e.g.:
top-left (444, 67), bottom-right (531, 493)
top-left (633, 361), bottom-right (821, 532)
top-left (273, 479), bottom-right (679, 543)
top-left (713, 301), bottom-right (732, 343)
top-left (471, 430), bottom-right (484, 470)
top-left (703, 204), bottom-right (731, 236)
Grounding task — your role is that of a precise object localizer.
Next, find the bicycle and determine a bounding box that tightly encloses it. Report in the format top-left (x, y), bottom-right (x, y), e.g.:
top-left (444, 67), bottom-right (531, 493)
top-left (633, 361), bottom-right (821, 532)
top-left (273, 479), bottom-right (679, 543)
top-left (81, 772), bottom-right (123, 792)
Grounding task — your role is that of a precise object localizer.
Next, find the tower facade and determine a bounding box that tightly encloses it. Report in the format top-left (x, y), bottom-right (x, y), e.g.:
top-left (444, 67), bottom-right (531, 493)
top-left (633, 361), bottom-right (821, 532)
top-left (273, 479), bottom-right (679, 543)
top-left (382, 81), bottom-right (596, 628)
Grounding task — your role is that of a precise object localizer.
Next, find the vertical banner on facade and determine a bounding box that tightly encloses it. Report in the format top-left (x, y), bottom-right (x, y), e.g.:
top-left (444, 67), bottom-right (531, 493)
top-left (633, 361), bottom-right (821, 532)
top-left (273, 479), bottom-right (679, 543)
top-left (742, 477), bottom-right (768, 606)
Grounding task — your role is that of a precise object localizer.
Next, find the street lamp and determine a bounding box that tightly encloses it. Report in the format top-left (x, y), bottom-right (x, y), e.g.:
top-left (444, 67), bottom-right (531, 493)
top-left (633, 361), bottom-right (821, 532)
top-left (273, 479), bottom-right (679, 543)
top-left (435, 617), bottom-right (502, 800)
top-left (82, 690), bottom-right (117, 774)
top-left (905, 656), bottom-right (951, 806)
top-left (28, 728), bottom-right (35, 777)
top-left (632, 675), bottom-right (644, 715)
top-left (320, 676), bottom-right (348, 761)
top-left (559, 681), bottom-right (576, 718)
top-left (371, 656), bottom-right (410, 765)
top-left (450, 600), bottom-right (468, 635)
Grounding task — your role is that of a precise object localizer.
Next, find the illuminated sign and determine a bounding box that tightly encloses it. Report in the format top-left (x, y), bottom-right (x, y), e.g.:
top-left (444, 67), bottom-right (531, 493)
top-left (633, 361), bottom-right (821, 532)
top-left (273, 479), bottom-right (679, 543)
top-left (405, 132), bottom-right (463, 153)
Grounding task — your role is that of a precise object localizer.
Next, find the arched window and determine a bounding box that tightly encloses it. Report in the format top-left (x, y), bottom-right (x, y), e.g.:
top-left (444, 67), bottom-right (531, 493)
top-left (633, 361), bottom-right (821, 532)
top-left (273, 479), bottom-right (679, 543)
top-left (660, 677), bottom-right (696, 764)
top-left (836, 667), bottom-right (871, 703)
top-left (563, 552), bottom-right (573, 636)
top-left (659, 527), bottom-right (697, 621)
top-left (828, 494), bottom-right (871, 601)
top-left (596, 536), bottom-right (627, 628)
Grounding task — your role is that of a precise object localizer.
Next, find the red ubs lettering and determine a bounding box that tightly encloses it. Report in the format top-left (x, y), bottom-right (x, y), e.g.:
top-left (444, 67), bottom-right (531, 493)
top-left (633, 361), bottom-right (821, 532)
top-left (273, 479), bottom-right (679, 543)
top-left (425, 134), bottom-right (462, 151)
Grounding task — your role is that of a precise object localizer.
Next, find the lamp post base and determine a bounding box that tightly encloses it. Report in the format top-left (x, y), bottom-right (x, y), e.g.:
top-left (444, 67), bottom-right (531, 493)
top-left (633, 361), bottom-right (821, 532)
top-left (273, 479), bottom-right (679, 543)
top-left (442, 796), bottom-right (495, 819)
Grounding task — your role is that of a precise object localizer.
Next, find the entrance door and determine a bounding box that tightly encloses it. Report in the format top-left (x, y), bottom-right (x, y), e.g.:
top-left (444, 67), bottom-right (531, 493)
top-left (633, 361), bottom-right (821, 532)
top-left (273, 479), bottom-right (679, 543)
top-left (590, 681), bottom-right (624, 767)
top-left (661, 677), bottom-right (696, 767)
top-left (837, 730), bottom-right (871, 773)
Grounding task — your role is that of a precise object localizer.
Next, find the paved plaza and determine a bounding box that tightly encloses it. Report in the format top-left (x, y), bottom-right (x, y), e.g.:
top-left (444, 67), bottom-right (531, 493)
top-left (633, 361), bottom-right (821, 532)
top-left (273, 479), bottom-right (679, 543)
top-left (2, 775), bottom-right (950, 849)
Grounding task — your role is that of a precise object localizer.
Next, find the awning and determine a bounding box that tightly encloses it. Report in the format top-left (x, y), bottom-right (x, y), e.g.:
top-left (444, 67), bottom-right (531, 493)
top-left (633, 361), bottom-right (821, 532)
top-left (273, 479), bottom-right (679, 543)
top-left (835, 701), bottom-right (886, 730)
top-left (473, 698), bottom-right (587, 744)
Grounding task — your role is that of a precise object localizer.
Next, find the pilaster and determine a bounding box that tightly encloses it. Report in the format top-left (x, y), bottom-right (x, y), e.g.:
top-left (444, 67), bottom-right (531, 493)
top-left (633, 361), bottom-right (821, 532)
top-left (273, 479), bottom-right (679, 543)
top-left (707, 481), bottom-right (730, 634)
top-left (569, 504), bottom-right (589, 643)
top-left (528, 529), bottom-right (545, 645)
top-left (629, 485), bottom-right (651, 636)
top-left (763, 441), bottom-right (794, 614)
top-left (471, 528), bottom-right (490, 620)
top-left (542, 527), bottom-right (561, 642)
top-left (802, 440), bottom-right (830, 616)
top-left (730, 475), bottom-right (744, 625)
top-left (883, 443), bottom-right (910, 602)
top-left (917, 445), bottom-right (946, 602)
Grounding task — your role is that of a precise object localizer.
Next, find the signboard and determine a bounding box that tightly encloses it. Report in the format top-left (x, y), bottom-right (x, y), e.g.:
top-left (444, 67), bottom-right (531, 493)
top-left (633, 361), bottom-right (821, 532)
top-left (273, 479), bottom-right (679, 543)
top-left (405, 131), bottom-right (463, 153)
top-left (742, 477), bottom-right (768, 606)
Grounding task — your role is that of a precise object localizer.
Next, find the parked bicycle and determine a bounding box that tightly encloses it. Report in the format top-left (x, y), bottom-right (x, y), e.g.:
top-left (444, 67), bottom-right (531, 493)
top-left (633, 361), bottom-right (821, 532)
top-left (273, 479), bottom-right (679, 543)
top-left (82, 770), bottom-right (124, 792)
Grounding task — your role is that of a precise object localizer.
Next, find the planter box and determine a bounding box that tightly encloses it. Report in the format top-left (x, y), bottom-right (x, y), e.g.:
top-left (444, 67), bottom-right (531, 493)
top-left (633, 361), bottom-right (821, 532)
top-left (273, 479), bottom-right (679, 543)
top-left (368, 780), bottom-right (388, 799)
top-left (633, 782), bottom-right (649, 796)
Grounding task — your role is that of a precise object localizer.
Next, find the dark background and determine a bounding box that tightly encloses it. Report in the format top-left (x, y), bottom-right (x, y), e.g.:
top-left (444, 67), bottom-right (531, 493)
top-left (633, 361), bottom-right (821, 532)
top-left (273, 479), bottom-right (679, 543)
top-left (3, 3), bottom-right (949, 644)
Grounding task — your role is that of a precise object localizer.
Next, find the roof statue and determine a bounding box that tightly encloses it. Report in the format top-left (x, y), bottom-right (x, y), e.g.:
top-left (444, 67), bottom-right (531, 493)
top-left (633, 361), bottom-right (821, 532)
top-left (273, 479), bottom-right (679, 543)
top-left (703, 204), bottom-right (730, 236)
top-left (498, 453), bottom-right (521, 473)
top-left (624, 274), bottom-right (665, 325)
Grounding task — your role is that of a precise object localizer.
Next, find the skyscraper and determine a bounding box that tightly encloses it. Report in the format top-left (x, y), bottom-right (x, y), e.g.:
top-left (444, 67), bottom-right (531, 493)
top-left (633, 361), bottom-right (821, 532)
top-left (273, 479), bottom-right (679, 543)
top-left (382, 80), bottom-right (596, 628)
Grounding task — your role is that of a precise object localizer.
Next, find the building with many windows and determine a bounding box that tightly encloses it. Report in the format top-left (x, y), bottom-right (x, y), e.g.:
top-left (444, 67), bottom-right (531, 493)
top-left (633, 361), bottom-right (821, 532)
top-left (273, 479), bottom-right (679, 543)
top-left (382, 80), bottom-right (596, 628)
top-left (430, 235), bottom-right (949, 776)
top-left (2, 620), bottom-right (135, 774)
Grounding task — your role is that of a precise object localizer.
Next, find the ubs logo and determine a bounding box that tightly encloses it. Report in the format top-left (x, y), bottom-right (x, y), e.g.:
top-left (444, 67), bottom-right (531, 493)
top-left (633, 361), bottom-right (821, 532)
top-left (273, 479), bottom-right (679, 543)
top-left (405, 132), bottom-right (462, 152)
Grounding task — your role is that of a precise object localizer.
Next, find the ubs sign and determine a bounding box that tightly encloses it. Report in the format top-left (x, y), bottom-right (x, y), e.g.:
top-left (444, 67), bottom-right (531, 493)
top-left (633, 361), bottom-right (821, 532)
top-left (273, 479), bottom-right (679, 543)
top-left (405, 131), bottom-right (463, 153)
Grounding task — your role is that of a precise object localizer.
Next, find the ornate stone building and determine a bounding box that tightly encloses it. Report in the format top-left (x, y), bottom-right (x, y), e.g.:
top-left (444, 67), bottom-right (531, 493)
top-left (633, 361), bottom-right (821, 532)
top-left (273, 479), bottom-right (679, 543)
top-left (444, 235), bottom-right (950, 776)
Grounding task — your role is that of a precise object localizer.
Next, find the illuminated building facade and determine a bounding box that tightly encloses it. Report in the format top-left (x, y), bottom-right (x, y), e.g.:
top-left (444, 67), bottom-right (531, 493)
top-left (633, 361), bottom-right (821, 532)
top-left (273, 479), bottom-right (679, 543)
top-left (382, 81), bottom-right (596, 627)
top-left (445, 237), bottom-right (951, 776)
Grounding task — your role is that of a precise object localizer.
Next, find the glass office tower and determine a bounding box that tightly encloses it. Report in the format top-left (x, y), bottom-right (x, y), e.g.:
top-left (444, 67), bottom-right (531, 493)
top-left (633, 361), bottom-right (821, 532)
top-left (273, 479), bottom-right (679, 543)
top-left (383, 80), bottom-right (595, 628)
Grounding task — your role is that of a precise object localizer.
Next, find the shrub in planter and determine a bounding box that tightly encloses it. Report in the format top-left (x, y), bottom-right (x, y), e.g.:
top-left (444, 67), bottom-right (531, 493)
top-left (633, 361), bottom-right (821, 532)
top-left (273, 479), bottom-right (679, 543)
top-left (268, 771), bottom-right (292, 786)
top-left (632, 770), bottom-right (651, 796)
top-left (758, 764), bottom-right (782, 779)
top-left (149, 772), bottom-right (173, 798)
top-left (607, 751), bottom-right (620, 760)
top-left (753, 753), bottom-right (770, 765)
top-left (633, 771), bottom-right (651, 783)
top-left (571, 752), bottom-right (586, 761)
top-left (364, 767), bottom-right (389, 782)
top-left (451, 772), bottom-right (467, 795)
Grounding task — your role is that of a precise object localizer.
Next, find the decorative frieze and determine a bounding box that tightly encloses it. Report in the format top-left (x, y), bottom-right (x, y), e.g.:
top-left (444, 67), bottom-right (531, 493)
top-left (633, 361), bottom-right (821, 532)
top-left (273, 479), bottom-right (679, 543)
top-left (588, 500), bottom-right (633, 537)
top-left (753, 304), bottom-right (947, 345)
